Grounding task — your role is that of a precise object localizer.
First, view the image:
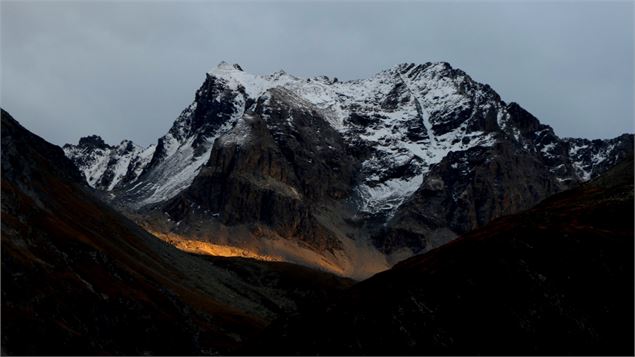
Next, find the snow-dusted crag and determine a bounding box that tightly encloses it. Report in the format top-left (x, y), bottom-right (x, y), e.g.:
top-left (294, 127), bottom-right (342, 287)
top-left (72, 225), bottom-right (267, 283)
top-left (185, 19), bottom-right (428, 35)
top-left (65, 61), bottom-right (634, 278)
top-left (63, 135), bottom-right (155, 192)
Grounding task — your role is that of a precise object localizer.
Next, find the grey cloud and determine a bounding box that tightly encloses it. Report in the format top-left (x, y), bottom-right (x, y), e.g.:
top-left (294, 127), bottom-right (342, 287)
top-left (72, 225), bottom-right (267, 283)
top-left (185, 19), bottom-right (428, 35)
top-left (1, 1), bottom-right (633, 147)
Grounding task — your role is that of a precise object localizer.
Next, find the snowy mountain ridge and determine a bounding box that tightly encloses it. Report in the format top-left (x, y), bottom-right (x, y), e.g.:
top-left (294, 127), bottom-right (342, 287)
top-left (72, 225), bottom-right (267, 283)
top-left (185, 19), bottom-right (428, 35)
top-left (63, 136), bottom-right (155, 191)
top-left (63, 61), bottom-right (633, 277)
top-left (67, 62), bottom-right (513, 213)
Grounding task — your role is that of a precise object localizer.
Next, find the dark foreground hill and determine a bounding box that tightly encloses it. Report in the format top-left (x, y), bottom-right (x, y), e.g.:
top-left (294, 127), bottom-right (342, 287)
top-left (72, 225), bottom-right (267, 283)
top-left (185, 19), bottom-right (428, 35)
top-left (252, 156), bottom-right (635, 355)
top-left (0, 109), bottom-right (352, 355)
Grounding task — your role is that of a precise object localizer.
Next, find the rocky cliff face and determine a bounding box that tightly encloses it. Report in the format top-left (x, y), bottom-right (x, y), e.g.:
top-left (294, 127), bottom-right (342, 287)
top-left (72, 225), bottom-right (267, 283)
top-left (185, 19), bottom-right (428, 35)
top-left (64, 61), bottom-right (634, 277)
top-left (163, 88), bottom-right (356, 253)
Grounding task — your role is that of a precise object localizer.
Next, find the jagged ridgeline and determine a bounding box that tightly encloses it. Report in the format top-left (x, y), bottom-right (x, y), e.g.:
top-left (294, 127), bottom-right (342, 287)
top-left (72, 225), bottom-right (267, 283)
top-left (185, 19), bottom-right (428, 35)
top-left (64, 61), bottom-right (634, 279)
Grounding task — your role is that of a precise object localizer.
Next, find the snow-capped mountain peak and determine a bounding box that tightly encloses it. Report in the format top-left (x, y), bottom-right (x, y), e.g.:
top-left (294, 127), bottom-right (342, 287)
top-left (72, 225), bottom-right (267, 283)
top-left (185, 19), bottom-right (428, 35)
top-left (65, 61), bottom-right (633, 238)
top-left (63, 61), bottom-right (633, 278)
top-left (68, 63), bottom-right (631, 208)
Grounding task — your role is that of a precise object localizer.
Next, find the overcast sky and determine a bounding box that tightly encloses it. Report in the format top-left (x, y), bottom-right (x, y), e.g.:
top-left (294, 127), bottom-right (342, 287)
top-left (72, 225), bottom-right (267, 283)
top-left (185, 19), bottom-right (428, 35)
top-left (1, 1), bottom-right (633, 147)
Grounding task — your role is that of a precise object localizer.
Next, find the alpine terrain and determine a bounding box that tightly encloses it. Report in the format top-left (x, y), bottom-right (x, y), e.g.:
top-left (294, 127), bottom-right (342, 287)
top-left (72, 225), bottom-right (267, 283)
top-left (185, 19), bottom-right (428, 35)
top-left (1, 109), bottom-right (354, 355)
top-left (253, 155), bottom-right (635, 355)
top-left (2, 60), bottom-right (633, 355)
top-left (63, 61), bottom-right (634, 279)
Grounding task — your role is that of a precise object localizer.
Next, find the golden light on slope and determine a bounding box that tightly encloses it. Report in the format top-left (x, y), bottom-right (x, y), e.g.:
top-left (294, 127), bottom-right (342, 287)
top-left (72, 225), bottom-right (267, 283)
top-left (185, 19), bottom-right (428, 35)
top-left (149, 229), bottom-right (392, 280)
top-left (150, 231), bottom-right (283, 262)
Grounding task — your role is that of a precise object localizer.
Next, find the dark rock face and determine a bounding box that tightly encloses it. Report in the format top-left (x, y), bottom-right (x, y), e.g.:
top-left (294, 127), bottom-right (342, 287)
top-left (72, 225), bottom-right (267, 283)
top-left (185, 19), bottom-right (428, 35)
top-left (76, 134), bottom-right (112, 150)
top-left (164, 88), bottom-right (357, 252)
top-left (377, 140), bottom-right (562, 254)
top-left (254, 157), bottom-right (635, 355)
top-left (260, 88), bottom-right (356, 201)
top-left (190, 75), bottom-right (240, 136)
top-left (144, 74), bottom-right (240, 172)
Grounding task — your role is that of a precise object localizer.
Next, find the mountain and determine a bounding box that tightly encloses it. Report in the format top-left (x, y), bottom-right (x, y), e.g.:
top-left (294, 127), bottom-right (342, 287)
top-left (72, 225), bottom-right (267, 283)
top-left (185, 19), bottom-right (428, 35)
top-left (252, 155), bottom-right (635, 355)
top-left (63, 136), bottom-right (155, 192)
top-left (1, 109), bottom-right (353, 355)
top-left (64, 61), bottom-right (634, 278)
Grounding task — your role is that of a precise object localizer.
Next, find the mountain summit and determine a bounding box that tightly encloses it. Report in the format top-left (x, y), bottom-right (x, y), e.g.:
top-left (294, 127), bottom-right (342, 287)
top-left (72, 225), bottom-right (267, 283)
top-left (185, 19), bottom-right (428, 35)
top-left (64, 62), bottom-right (634, 278)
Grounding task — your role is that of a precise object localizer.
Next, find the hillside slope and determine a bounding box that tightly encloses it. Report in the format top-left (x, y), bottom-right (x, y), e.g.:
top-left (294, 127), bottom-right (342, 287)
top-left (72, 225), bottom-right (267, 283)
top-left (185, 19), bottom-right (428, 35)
top-left (1, 109), bottom-right (352, 355)
top-left (254, 156), bottom-right (634, 355)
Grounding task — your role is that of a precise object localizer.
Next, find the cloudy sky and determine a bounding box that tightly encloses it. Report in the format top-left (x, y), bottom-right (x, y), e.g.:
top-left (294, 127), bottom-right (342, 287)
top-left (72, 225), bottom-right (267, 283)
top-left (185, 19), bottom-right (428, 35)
top-left (1, 1), bottom-right (633, 147)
